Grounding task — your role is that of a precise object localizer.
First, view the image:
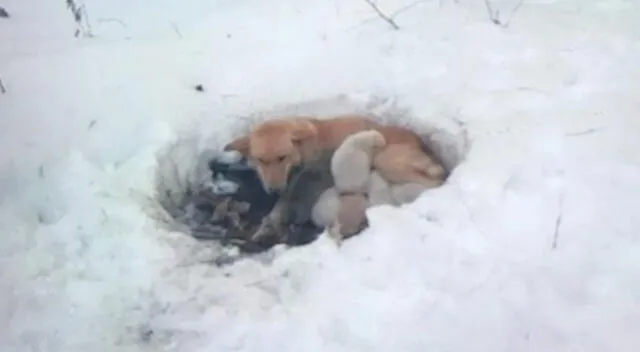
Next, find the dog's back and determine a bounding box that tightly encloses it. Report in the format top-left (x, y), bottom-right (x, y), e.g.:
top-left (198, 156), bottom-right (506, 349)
top-left (372, 124), bottom-right (423, 147)
top-left (312, 115), bottom-right (379, 150)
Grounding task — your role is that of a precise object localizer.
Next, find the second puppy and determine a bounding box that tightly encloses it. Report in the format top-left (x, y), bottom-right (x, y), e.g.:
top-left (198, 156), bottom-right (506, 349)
top-left (327, 130), bottom-right (386, 244)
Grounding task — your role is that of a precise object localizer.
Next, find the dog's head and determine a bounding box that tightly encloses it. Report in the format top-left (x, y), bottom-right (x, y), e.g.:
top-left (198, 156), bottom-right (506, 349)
top-left (224, 119), bottom-right (318, 193)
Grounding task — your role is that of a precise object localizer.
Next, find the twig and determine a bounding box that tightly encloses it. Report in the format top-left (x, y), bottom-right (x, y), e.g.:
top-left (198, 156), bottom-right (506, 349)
top-left (363, 0), bottom-right (400, 30)
top-left (0, 6), bottom-right (9, 18)
top-left (484, 0), bottom-right (500, 25)
top-left (66, 0), bottom-right (93, 38)
top-left (392, 0), bottom-right (429, 17)
top-left (484, 0), bottom-right (524, 28)
top-left (79, 5), bottom-right (94, 37)
top-left (551, 194), bottom-right (564, 250)
top-left (170, 22), bottom-right (183, 38)
top-left (566, 127), bottom-right (604, 137)
top-left (0, 76), bottom-right (6, 94)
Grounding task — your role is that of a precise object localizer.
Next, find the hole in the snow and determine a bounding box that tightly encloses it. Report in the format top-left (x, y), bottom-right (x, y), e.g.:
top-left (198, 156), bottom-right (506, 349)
top-left (153, 94), bottom-right (469, 263)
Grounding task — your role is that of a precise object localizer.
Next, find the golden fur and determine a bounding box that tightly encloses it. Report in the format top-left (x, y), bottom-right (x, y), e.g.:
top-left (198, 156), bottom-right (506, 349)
top-left (224, 114), bottom-right (447, 193)
top-left (224, 115), bottom-right (376, 192)
top-left (374, 143), bottom-right (445, 188)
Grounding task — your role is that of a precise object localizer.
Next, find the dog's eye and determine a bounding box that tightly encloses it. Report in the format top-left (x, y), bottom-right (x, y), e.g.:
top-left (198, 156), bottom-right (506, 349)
top-left (277, 156), bottom-right (286, 162)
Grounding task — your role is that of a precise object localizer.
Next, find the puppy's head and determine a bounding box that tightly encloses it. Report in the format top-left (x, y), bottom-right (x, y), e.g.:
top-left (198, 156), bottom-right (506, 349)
top-left (224, 119), bottom-right (317, 193)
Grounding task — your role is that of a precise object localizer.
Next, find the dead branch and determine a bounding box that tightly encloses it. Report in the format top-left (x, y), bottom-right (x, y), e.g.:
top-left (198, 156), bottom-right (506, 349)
top-left (66, 0), bottom-right (93, 38)
top-left (363, 0), bottom-right (400, 30)
top-left (79, 5), bottom-right (94, 37)
top-left (0, 76), bottom-right (6, 94)
top-left (551, 193), bottom-right (564, 250)
top-left (483, 0), bottom-right (500, 25)
top-left (0, 6), bottom-right (9, 18)
top-left (484, 0), bottom-right (524, 28)
top-left (565, 127), bottom-right (604, 137)
top-left (170, 22), bottom-right (183, 38)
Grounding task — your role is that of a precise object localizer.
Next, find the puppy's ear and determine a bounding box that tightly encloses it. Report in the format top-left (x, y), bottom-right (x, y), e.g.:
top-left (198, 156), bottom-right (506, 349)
top-left (224, 136), bottom-right (250, 155)
top-left (290, 121), bottom-right (317, 143)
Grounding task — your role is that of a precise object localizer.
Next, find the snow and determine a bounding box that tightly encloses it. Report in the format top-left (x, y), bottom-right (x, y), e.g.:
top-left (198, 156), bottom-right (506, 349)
top-left (1, 0), bottom-right (640, 351)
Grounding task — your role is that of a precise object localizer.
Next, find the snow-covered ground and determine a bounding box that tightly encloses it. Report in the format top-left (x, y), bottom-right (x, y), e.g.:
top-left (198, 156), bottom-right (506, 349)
top-left (2, 0), bottom-right (640, 351)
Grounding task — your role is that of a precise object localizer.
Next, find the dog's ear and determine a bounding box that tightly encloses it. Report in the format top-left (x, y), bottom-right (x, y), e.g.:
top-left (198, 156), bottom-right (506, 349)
top-left (290, 121), bottom-right (317, 144)
top-left (224, 136), bottom-right (250, 155)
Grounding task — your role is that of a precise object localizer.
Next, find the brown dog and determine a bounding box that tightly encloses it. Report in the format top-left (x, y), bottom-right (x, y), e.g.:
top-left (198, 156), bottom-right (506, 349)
top-left (371, 124), bottom-right (446, 187)
top-left (374, 143), bottom-right (446, 188)
top-left (224, 115), bottom-right (377, 193)
top-left (224, 115), bottom-right (447, 193)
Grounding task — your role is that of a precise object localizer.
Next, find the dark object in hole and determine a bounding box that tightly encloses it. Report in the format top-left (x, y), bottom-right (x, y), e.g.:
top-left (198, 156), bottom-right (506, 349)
top-left (0, 7), bottom-right (9, 18)
top-left (281, 151), bottom-right (335, 226)
top-left (194, 84), bottom-right (204, 92)
top-left (274, 150), bottom-right (335, 245)
top-left (179, 156), bottom-right (283, 253)
top-left (208, 158), bottom-right (279, 223)
top-left (180, 151), bottom-right (332, 257)
top-left (285, 221), bottom-right (324, 246)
